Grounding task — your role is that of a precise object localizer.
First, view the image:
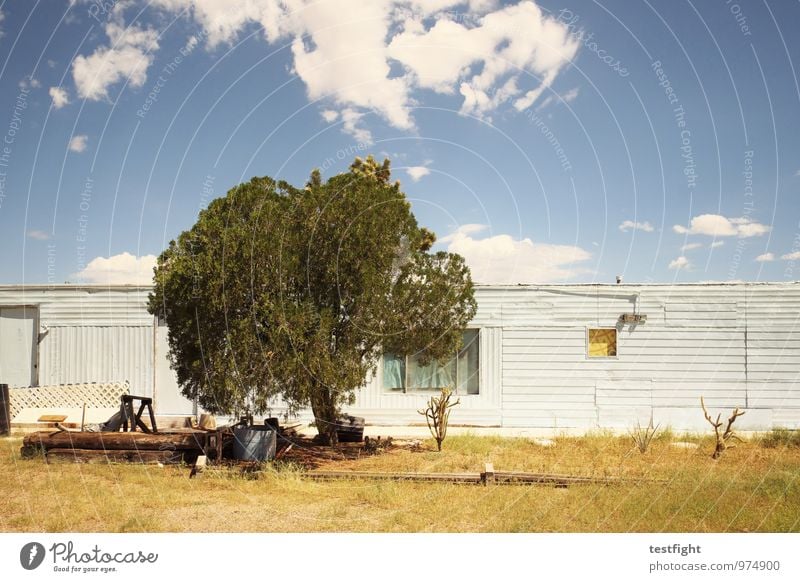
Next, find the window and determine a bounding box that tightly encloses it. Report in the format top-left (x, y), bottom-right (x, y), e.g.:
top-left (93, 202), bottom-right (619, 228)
top-left (587, 328), bottom-right (617, 358)
top-left (383, 329), bottom-right (480, 394)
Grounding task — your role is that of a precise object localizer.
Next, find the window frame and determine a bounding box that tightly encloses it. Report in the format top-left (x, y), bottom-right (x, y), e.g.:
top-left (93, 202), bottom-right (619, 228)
top-left (585, 326), bottom-right (619, 360)
top-left (383, 329), bottom-right (480, 395)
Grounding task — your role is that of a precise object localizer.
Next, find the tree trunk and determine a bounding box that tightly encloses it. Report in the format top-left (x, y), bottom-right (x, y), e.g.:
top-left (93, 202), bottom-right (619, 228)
top-left (310, 388), bottom-right (339, 447)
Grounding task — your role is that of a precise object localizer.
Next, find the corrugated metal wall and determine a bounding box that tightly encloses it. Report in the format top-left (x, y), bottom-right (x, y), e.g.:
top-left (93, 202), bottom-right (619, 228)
top-left (38, 326), bottom-right (153, 397)
top-left (0, 286), bottom-right (155, 398)
top-left (2, 283), bottom-right (799, 429)
top-left (487, 284), bottom-right (800, 430)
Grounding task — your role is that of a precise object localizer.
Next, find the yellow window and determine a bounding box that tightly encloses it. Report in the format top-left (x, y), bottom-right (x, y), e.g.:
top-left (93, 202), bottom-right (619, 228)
top-left (588, 328), bottom-right (617, 357)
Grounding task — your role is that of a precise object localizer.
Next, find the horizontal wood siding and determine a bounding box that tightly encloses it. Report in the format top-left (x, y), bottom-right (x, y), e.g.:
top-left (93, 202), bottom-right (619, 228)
top-left (493, 284), bottom-right (800, 429)
top-left (4, 283), bottom-right (797, 431)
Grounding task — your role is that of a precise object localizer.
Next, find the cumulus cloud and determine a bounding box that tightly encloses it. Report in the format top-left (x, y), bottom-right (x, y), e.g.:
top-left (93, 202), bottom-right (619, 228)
top-left (618, 220), bottom-right (654, 233)
top-left (390, 1), bottom-right (579, 117)
top-left (72, 21), bottom-right (159, 100)
top-left (49, 87), bottom-right (70, 109)
top-left (27, 230), bottom-right (50, 240)
top-left (338, 107), bottom-right (373, 144)
top-left (441, 223), bottom-right (592, 284)
top-left (668, 256), bottom-right (690, 270)
top-left (782, 251), bottom-right (800, 261)
top-left (680, 242), bottom-right (702, 251)
top-left (72, 252), bottom-right (157, 284)
top-left (320, 109), bottom-right (339, 123)
top-left (405, 166), bottom-right (431, 181)
top-left (69, 135), bottom-right (88, 152)
top-left (755, 252), bottom-right (775, 262)
top-left (672, 214), bottom-right (771, 238)
top-left (143, 1), bottom-right (577, 138)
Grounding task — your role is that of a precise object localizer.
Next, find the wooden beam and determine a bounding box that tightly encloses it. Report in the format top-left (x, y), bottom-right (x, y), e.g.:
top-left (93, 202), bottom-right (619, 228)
top-left (23, 430), bottom-right (206, 451)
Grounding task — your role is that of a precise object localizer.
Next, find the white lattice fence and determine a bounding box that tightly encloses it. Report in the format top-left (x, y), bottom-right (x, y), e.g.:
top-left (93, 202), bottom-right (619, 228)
top-left (9, 381), bottom-right (130, 419)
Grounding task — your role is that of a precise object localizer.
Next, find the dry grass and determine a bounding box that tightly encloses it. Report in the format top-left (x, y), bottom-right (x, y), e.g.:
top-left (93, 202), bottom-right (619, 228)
top-left (1, 432), bottom-right (799, 533)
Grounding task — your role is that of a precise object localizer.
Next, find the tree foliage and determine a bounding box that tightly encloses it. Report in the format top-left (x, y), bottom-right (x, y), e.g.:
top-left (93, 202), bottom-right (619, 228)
top-left (148, 156), bottom-right (477, 443)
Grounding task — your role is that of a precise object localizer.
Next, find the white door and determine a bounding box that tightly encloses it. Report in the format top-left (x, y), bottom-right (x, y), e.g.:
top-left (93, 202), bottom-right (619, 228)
top-left (0, 306), bottom-right (37, 387)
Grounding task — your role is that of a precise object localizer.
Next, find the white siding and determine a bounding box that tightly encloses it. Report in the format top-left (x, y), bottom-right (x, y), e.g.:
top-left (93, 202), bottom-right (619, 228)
top-left (2, 283), bottom-right (799, 431)
top-left (0, 286), bottom-right (156, 399)
top-left (38, 325), bottom-right (154, 397)
top-left (488, 283), bottom-right (800, 430)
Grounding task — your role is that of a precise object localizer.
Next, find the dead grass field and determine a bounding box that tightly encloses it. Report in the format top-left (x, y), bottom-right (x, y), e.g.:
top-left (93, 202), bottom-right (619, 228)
top-left (1, 432), bottom-right (799, 533)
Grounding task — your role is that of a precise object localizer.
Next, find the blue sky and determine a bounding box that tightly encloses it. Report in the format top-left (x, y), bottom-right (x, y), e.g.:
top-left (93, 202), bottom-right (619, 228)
top-left (0, 0), bottom-right (798, 285)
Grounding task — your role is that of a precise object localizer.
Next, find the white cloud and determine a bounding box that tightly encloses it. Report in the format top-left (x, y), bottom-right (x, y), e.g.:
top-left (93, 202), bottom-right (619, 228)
top-left (72, 252), bottom-right (157, 284)
top-left (710, 241), bottom-right (724, 248)
top-left (0, 9), bottom-right (5, 39)
top-left (782, 251), bottom-right (800, 261)
top-left (19, 76), bottom-right (41, 90)
top-left (69, 135), bottom-right (88, 153)
top-left (389, 2), bottom-right (579, 117)
top-left (49, 86), bottom-right (70, 109)
top-left (442, 223), bottom-right (591, 284)
top-left (339, 107), bottom-right (373, 144)
top-left (672, 214), bottom-right (771, 238)
top-left (668, 256), bottom-right (690, 270)
top-left (72, 21), bottom-right (159, 100)
top-left (618, 220), bottom-right (654, 233)
top-left (405, 166), bottom-right (431, 181)
top-left (795, 169), bottom-right (800, 177)
top-left (143, 1), bottom-right (577, 135)
top-left (27, 230), bottom-right (50, 241)
top-left (755, 252), bottom-right (775, 262)
top-left (320, 109), bottom-right (339, 123)
top-left (535, 86), bottom-right (579, 111)
top-left (680, 242), bottom-right (702, 251)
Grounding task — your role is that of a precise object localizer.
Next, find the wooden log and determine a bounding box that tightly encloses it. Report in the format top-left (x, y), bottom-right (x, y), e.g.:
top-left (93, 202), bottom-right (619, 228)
top-left (23, 430), bottom-right (205, 451)
top-left (45, 448), bottom-right (184, 464)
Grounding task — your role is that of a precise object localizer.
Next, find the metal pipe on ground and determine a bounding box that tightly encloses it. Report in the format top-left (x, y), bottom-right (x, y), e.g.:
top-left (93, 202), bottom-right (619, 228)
top-left (0, 384), bottom-right (9, 435)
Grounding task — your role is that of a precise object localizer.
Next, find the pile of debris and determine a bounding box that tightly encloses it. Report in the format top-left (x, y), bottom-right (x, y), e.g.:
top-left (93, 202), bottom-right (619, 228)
top-left (19, 396), bottom-right (305, 466)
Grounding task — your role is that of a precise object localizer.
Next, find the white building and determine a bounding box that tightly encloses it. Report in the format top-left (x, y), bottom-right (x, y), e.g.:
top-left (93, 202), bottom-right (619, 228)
top-left (1, 283), bottom-right (799, 431)
top-left (0, 285), bottom-right (192, 416)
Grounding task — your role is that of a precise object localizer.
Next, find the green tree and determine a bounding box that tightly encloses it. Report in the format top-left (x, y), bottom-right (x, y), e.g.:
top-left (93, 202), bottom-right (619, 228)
top-left (148, 156), bottom-right (476, 444)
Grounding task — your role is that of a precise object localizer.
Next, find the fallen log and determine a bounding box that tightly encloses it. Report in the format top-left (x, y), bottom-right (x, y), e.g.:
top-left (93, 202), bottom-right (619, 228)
top-left (23, 430), bottom-right (206, 452)
top-left (45, 448), bottom-right (184, 464)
